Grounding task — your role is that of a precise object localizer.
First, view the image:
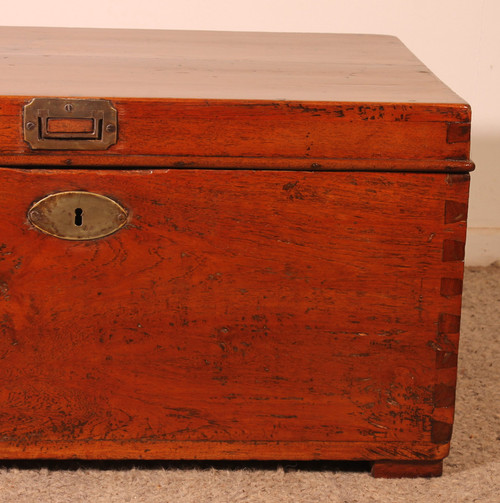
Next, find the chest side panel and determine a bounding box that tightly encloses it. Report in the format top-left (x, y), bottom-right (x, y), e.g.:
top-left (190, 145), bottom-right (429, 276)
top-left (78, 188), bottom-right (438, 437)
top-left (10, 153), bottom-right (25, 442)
top-left (0, 168), bottom-right (468, 459)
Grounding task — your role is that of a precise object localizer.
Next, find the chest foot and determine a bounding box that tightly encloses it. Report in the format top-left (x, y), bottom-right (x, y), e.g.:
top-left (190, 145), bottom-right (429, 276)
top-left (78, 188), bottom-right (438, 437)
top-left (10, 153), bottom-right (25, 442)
top-left (371, 460), bottom-right (443, 478)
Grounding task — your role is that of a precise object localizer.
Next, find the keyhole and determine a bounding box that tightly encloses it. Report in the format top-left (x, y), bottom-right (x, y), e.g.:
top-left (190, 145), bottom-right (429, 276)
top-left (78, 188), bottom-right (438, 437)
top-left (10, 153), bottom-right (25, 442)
top-left (74, 208), bottom-right (83, 226)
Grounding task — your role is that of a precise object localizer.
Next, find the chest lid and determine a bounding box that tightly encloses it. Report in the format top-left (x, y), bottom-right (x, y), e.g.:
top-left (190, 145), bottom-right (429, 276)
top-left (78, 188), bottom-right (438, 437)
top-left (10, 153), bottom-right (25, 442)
top-left (0, 27), bottom-right (471, 172)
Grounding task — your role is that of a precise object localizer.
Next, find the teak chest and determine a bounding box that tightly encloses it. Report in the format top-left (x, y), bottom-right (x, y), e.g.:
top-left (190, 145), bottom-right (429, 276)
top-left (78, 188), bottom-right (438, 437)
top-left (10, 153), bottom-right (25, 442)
top-left (0, 27), bottom-right (472, 478)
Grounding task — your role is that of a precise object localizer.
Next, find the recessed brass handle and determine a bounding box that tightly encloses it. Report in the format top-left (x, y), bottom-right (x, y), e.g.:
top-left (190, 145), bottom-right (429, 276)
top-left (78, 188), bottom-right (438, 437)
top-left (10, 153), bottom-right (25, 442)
top-left (23, 98), bottom-right (117, 150)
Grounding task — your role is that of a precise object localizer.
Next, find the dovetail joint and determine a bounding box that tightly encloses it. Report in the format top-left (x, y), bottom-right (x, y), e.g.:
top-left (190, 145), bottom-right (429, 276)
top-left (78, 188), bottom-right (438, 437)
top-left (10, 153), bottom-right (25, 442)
top-left (446, 122), bottom-right (471, 144)
top-left (431, 420), bottom-right (453, 444)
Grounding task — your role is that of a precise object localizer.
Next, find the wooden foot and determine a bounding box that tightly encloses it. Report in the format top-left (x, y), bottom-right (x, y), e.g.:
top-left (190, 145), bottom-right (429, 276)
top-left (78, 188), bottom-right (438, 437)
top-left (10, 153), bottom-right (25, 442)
top-left (371, 460), bottom-right (443, 478)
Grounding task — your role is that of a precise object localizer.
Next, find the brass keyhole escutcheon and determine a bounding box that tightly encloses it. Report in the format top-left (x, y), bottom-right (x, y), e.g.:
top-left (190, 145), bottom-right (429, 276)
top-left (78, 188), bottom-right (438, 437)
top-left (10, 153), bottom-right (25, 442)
top-left (28, 191), bottom-right (128, 240)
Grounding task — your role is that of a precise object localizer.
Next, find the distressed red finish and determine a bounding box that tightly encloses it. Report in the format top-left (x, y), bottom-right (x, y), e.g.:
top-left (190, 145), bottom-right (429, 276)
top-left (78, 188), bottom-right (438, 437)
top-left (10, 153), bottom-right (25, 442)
top-left (0, 28), bottom-right (472, 478)
top-left (0, 169), bottom-right (468, 472)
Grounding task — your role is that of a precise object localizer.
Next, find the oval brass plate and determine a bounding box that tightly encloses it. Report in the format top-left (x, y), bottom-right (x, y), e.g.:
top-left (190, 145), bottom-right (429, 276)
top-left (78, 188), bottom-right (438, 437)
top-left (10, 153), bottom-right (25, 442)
top-left (28, 191), bottom-right (128, 240)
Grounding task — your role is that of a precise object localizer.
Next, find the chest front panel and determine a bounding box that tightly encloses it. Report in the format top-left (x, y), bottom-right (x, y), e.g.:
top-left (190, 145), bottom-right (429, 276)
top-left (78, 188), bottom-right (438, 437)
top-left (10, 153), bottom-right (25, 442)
top-left (0, 168), bottom-right (467, 459)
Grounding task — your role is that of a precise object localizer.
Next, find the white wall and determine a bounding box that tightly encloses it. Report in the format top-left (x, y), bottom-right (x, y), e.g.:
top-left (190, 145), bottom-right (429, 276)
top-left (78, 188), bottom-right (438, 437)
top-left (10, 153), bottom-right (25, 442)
top-left (2, 0), bottom-right (499, 265)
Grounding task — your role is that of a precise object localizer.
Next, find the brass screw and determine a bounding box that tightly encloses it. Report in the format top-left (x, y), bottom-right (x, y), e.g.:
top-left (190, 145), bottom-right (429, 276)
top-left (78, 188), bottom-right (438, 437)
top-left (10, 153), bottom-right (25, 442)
top-left (105, 124), bottom-right (116, 133)
top-left (25, 122), bottom-right (36, 131)
top-left (64, 103), bottom-right (74, 112)
top-left (29, 210), bottom-right (40, 221)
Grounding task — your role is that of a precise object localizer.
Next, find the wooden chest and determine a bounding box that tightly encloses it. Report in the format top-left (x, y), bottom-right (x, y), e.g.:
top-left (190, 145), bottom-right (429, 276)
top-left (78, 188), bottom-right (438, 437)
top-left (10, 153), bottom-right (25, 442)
top-left (0, 28), bottom-right (472, 478)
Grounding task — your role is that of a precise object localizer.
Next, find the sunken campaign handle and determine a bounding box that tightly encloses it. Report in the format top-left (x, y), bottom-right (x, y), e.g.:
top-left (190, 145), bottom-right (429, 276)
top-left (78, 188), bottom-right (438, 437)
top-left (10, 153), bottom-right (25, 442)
top-left (23, 98), bottom-right (117, 150)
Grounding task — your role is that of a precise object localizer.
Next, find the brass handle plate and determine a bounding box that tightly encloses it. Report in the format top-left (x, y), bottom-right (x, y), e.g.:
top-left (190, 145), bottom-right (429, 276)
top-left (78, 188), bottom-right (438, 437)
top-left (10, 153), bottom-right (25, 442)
top-left (28, 191), bottom-right (128, 240)
top-left (23, 98), bottom-right (117, 150)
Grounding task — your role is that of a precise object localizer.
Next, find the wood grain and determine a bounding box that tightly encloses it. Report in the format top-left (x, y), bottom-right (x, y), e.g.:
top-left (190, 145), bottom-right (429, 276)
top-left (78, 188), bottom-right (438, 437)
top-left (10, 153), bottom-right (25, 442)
top-left (0, 28), bottom-right (471, 169)
top-left (0, 168), bottom-right (469, 464)
top-left (0, 440), bottom-right (449, 462)
top-left (0, 28), bottom-right (466, 103)
top-left (0, 97), bottom-right (472, 168)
